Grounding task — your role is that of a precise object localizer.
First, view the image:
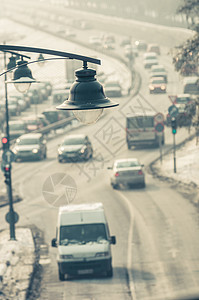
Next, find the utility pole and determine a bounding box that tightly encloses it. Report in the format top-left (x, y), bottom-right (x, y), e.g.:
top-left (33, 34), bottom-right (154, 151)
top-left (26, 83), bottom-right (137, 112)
top-left (171, 117), bottom-right (177, 173)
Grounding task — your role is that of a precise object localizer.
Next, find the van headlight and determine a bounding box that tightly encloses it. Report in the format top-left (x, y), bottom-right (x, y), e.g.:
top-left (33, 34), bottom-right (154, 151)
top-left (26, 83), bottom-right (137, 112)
top-left (32, 148), bottom-right (39, 153)
top-left (59, 255), bottom-right (73, 259)
top-left (95, 252), bottom-right (109, 257)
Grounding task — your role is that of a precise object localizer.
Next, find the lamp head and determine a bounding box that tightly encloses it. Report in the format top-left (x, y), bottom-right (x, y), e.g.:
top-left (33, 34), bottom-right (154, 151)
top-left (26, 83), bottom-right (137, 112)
top-left (11, 59), bottom-right (36, 93)
top-left (57, 67), bottom-right (119, 124)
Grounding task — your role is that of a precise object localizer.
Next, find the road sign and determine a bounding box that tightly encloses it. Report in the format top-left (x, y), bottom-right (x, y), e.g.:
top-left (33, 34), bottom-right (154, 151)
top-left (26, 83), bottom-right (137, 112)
top-left (5, 211), bottom-right (19, 224)
top-left (155, 122), bottom-right (164, 133)
top-left (168, 95), bottom-right (177, 104)
top-left (2, 150), bottom-right (15, 164)
top-left (154, 112), bottom-right (164, 124)
top-left (168, 105), bottom-right (179, 117)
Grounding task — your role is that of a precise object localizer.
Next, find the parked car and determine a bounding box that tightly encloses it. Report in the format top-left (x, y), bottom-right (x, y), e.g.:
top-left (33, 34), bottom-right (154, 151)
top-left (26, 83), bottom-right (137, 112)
top-left (108, 158), bottom-right (145, 189)
top-left (143, 52), bottom-right (158, 69)
top-left (22, 116), bottom-right (44, 132)
top-left (104, 81), bottom-right (122, 97)
top-left (150, 65), bottom-right (167, 82)
top-left (58, 134), bottom-right (93, 162)
top-left (8, 98), bottom-right (21, 116)
top-left (42, 107), bottom-right (71, 124)
top-left (135, 40), bottom-right (147, 51)
top-left (149, 77), bottom-right (167, 94)
top-left (147, 43), bottom-right (161, 55)
top-left (12, 133), bottom-right (47, 161)
top-left (7, 120), bottom-right (28, 140)
top-left (183, 77), bottom-right (199, 95)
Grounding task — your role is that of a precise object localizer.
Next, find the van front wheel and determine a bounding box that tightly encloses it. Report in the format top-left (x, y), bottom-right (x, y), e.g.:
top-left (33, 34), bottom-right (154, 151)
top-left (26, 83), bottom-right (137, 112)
top-left (59, 268), bottom-right (65, 281)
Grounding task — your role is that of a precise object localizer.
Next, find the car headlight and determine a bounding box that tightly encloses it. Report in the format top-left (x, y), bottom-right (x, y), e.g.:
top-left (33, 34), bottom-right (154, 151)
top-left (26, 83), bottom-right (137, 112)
top-left (80, 146), bottom-right (86, 153)
top-left (58, 147), bottom-right (64, 154)
top-left (13, 148), bottom-right (18, 154)
top-left (161, 86), bottom-right (166, 90)
top-left (95, 252), bottom-right (109, 257)
top-left (32, 148), bottom-right (39, 153)
top-left (59, 255), bottom-right (73, 259)
top-left (149, 86), bottom-right (154, 90)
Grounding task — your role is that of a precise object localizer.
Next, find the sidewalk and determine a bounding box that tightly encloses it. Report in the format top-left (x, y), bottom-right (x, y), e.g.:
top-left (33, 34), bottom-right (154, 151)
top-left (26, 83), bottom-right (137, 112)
top-left (150, 134), bottom-right (199, 203)
top-left (0, 228), bottom-right (35, 300)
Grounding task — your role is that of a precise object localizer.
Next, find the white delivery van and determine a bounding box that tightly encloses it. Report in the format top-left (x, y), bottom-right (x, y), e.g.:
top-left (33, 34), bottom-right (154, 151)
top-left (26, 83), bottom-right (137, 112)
top-left (126, 112), bottom-right (164, 148)
top-left (51, 203), bottom-right (116, 280)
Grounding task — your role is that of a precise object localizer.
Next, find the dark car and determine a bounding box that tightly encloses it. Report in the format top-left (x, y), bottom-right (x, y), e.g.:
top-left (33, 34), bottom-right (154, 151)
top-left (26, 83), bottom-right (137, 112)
top-left (12, 133), bottom-right (47, 161)
top-left (22, 116), bottom-right (44, 132)
top-left (104, 81), bottom-right (122, 97)
top-left (7, 120), bottom-right (28, 140)
top-left (42, 108), bottom-right (72, 124)
top-left (58, 134), bottom-right (93, 162)
top-left (8, 99), bottom-right (21, 116)
top-left (135, 40), bottom-right (147, 51)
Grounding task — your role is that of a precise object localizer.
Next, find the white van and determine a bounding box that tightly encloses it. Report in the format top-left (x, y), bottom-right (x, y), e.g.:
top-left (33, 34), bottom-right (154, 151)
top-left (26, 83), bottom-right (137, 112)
top-left (126, 112), bottom-right (164, 148)
top-left (51, 203), bottom-right (116, 280)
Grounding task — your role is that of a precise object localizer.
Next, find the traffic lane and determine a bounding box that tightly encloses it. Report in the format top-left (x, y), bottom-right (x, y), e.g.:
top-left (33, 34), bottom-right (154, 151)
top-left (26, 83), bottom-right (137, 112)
top-left (25, 1), bottom-right (192, 47)
top-left (117, 173), bottom-right (199, 299)
top-left (134, 54), bottom-right (183, 116)
top-left (9, 165), bottom-right (132, 299)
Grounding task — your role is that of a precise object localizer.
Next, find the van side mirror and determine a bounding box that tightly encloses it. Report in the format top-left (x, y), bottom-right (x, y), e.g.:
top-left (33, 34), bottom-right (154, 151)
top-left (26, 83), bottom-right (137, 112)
top-left (111, 236), bottom-right (116, 245)
top-left (51, 238), bottom-right (57, 247)
top-left (107, 166), bottom-right (113, 170)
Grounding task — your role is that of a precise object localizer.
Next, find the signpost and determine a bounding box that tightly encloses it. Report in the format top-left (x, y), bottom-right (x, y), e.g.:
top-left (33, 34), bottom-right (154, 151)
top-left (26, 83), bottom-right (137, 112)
top-left (2, 150), bottom-right (15, 164)
top-left (5, 211), bottom-right (19, 224)
top-left (154, 116), bottom-right (165, 164)
top-left (168, 105), bottom-right (179, 118)
top-left (154, 112), bottom-right (164, 124)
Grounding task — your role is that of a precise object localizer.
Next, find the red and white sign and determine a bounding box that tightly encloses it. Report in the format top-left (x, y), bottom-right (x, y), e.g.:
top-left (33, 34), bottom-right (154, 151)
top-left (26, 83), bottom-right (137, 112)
top-left (154, 112), bottom-right (164, 124)
top-left (168, 95), bottom-right (177, 104)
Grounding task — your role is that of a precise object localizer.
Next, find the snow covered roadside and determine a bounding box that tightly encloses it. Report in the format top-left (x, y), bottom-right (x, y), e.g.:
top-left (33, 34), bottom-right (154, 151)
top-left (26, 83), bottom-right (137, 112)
top-left (0, 228), bottom-right (35, 300)
top-left (150, 134), bottom-right (199, 204)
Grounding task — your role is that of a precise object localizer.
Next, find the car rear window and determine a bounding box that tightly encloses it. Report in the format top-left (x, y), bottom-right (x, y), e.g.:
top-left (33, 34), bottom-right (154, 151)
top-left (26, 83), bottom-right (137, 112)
top-left (127, 116), bottom-right (154, 129)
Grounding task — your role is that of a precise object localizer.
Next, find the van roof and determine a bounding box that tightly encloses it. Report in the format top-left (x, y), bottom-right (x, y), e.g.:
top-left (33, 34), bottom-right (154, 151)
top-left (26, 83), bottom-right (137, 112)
top-left (59, 203), bottom-right (106, 226)
top-left (59, 202), bottom-right (103, 213)
top-left (126, 111), bottom-right (156, 118)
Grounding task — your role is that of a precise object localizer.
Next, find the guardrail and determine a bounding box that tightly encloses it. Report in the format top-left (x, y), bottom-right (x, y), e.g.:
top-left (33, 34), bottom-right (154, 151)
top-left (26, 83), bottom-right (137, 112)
top-left (0, 115), bottom-right (76, 151)
top-left (36, 115), bottom-right (75, 135)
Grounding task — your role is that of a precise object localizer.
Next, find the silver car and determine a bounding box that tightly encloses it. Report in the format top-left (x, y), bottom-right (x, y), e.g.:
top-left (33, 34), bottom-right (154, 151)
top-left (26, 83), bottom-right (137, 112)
top-left (108, 158), bottom-right (145, 189)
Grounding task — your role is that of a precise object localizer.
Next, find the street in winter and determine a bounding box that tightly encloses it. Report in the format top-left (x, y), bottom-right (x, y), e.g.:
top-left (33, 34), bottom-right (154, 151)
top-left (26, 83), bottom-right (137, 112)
top-left (0, 1), bottom-right (199, 299)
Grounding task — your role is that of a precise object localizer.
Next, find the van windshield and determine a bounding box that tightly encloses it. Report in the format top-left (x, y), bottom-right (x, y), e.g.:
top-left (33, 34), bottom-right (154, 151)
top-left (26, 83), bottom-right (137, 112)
top-left (60, 224), bottom-right (108, 245)
top-left (127, 116), bottom-right (154, 129)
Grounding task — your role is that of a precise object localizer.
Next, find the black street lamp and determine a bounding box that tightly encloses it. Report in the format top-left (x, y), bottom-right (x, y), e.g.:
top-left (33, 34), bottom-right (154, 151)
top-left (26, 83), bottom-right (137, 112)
top-left (0, 44), bottom-right (119, 239)
top-left (1, 44), bottom-right (119, 124)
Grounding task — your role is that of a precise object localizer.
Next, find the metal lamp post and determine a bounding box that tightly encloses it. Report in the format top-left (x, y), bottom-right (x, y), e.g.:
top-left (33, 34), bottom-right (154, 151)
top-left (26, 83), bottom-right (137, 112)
top-left (0, 44), bottom-right (119, 239)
